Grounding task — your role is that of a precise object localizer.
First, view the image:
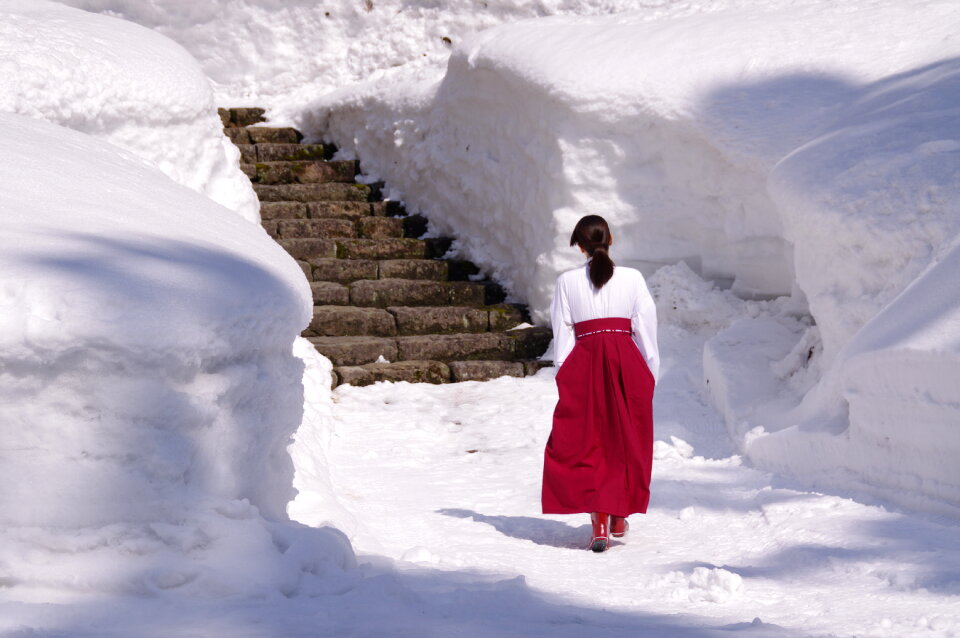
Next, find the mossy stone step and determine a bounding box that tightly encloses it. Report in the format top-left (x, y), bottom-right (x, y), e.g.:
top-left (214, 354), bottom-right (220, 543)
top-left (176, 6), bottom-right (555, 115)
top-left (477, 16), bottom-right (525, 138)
top-left (254, 183), bottom-right (372, 203)
top-left (309, 306), bottom-right (396, 337)
top-left (309, 336), bottom-right (398, 366)
top-left (378, 259), bottom-right (449, 281)
top-left (311, 281), bottom-right (350, 305)
top-left (347, 279), bottom-right (485, 307)
top-left (357, 217), bottom-right (404, 239)
top-left (260, 201), bottom-right (385, 221)
top-left (264, 216), bottom-right (403, 240)
top-left (308, 338), bottom-right (551, 369)
top-left (264, 219), bottom-right (356, 240)
top-left (395, 333), bottom-right (513, 362)
top-left (244, 160), bottom-right (358, 184)
top-left (449, 360), bottom-right (524, 382)
top-left (334, 360), bottom-right (450, 387)
top-left (239, 143), bottom-right (329, 163)
top-left (219, 107), bottom-right (265, 128)
top-left (278, 238), bottom-right (336, 260)
top-left (305, 258), bottom-right (378, 283)
top-left (302, 258), bottom-right (455, 284)
top-left (389, 306), bottom-right (489, 335)
top-left (336, 238), bottom-right (427, 260)
top-left (393, 327), bottom-right (550, 362)
top-left (226, 127), bottom-right (303, 145)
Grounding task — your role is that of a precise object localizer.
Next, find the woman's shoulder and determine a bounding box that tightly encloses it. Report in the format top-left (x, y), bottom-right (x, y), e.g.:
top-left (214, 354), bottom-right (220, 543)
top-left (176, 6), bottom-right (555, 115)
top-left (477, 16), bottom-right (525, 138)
top-left (613, 265), bottom-right (644, 280)
top-left (556, 264), bottom-right (589, 283)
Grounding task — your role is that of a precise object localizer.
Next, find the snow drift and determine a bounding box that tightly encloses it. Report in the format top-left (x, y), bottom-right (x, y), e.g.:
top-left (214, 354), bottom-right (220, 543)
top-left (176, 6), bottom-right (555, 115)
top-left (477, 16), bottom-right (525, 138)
top-left (0, 112), bottom-right (352, 597)
top-left (0, 0), bottom-right (257, 222)
top-left (305, 0), bottom-right (960, 511)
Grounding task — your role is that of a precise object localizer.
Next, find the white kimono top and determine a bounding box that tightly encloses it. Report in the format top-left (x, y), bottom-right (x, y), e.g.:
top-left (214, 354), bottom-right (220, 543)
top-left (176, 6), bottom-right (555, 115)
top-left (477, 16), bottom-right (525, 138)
top-left (551, 263), bottom-right (660, 382)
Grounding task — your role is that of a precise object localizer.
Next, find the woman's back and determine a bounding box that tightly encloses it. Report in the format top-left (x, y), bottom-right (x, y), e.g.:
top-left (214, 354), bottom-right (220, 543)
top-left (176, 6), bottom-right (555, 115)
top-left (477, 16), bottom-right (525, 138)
top-left (552, 264), bottom-right (659, 380)
top-left (557, 264), bottom-right (645, 322)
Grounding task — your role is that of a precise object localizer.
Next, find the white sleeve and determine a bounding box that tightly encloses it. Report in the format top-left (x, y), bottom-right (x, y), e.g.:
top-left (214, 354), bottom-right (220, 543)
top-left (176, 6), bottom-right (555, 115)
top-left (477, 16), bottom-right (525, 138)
top-left (630, 274), bottom-right (660, 383)
top-left (551, 276), bottom-right (576, 367)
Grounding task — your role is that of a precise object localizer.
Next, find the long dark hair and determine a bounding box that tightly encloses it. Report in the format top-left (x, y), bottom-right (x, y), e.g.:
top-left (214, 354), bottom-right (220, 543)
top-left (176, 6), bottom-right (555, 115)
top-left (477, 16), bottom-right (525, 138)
top-left (570, 214), bottom-right (614, 289)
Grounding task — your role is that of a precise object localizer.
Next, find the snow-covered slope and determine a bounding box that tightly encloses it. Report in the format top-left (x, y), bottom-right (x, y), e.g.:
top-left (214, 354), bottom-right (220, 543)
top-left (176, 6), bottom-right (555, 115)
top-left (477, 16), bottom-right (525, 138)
top-left (305, 0), bottom-right (960, 510)
top-left (0, 112), bottom-right (347, 596)
top-left (0, 0), bottom-right (257, 222)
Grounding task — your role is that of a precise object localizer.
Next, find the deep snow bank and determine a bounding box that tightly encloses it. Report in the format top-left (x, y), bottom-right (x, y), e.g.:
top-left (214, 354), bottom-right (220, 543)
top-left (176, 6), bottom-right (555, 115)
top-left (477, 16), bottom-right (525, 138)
top-left (57, 0), bottom-right (689, 112)
top-left (309, 1), bottom-right (960, 510)
top-left (0, 112), bottom-right (351, 597)
top-left (0, 0), bottom-right (257, 222)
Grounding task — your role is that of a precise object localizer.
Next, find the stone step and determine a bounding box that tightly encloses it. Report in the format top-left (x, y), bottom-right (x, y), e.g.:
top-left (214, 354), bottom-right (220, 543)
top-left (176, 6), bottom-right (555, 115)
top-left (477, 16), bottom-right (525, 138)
top-left (507, 326), bottom-right (554, 360)
top-left (329, 358), bottom-right (549, 387)
top-left (227, 126), bottom-right (303, 145)
top-left (311, 281), bottom-right (350, 305)
top-left (264, 218), bottom-right (356, 240)
top-left (448, 360), bottom-right (525, 382)
top-left (309, 336), bottom-right (397, 366)
top-left (395, 332), bottom-right (514, 362)
top-left (390, 306), bottom-right (489, 335)
top-left (302, 258), bottom-right (450, 284)
top-left (347, 279), bottom-right (485, 307)
top-left (334, 360), bottom-right (450, 387)
top-left (358, 217), bottom-right (404, 239)
top-left (220, 107), bottom-right (266, 128)
top-left (264, 216), bottom-right (403, 240)
top-left (305, 259), bottom-right (379, 283)
top-left (239, 143), bottom-right (329, 164)
top-left (308, 329), bottom-right (548, 367)
top-left (336, 238), bottom-right (427, 260)
top-left (254, 183), bottom-right (371, 203)
top-left (378, 259), bottom-right (449, 281)
top-left (260, 201), bottom-right (386, 221)
top-left (278, 238), bottom-right (336, 260)
top-left (309, 306), bottom-right (396, 337)
top-left (244, 160), bottom-right (358, 184)
top-left (304, 305), bottom-right (527, 338)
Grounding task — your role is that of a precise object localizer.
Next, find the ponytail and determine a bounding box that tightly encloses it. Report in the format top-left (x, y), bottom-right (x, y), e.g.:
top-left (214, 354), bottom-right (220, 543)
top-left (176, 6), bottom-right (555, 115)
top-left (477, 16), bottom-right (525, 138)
top-left (588, 244), bottom-right (614, 289)
top-left (570, 214), bottom-right (615, 289)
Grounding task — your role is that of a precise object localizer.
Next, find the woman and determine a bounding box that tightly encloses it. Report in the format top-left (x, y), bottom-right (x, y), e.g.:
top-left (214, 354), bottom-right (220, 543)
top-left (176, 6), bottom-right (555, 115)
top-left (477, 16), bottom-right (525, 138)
top-left (542, 214), bottom-right (659, 553)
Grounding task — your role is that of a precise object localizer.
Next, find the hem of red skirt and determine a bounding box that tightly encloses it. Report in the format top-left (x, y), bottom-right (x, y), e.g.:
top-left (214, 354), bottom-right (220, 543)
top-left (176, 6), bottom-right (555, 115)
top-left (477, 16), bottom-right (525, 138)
top-left (542, 505), bottom-right (648, 517)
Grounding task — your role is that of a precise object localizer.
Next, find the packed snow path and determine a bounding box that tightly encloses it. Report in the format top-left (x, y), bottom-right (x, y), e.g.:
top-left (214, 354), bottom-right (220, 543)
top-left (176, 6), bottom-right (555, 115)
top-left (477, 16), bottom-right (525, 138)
top-left (317, 322), bottom-right (960, 637)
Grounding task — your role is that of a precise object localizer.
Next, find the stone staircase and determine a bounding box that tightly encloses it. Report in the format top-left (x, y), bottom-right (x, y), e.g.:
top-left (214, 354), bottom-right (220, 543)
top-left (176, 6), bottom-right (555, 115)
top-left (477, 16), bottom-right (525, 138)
top-left (220, 107), bottom-right (552, 386)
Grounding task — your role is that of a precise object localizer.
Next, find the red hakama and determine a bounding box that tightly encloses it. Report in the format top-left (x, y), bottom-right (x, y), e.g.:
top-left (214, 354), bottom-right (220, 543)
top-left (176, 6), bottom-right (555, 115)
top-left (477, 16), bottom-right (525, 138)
top-left (542, 317), bottom-right (655, 517)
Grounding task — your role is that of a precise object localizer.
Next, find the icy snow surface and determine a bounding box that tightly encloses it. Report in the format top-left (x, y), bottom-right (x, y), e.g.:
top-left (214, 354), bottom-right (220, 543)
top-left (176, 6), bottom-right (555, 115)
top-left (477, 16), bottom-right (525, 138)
top-left (0, 0), bottom-right (257, 221)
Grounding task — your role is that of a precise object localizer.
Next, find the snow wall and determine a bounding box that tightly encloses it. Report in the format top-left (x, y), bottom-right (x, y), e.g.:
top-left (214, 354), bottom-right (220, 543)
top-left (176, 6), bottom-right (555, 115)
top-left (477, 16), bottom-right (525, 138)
top-left (0, 0), bottom-right (258, 222)
top-left (0, 1), bottom-right (355, 599)
top-left (56, 0), bottom-right (692, 110)
top-left (0, 111), bottom-right (356, 597)
top-left (302, 2), bottom-right (960, 512)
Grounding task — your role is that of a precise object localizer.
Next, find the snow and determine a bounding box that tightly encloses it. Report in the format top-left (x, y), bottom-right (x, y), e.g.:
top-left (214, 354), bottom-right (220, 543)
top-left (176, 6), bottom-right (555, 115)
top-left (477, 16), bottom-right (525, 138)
top-left (303, 0), bottom-right (960, 510)
top-left (0, 0), bottom-right (257, 222)
top-left (56, 0), bottom-right (684, 111)
top-left (0, 111), bottom-right (332, 598)
top-left (4, 0), bottom-right (960, 634)
top-left (307, 280), bottom-right (960, 636)
top-left (9, 266), bottom-right (959, 635)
